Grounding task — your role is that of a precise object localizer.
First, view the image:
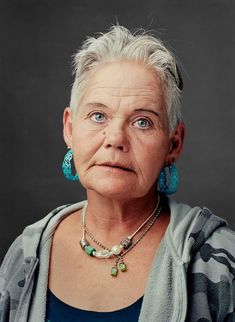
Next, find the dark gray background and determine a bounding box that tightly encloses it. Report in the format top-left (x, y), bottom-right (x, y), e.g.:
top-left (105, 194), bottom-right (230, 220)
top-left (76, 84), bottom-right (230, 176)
top-left (1, 0), bottom-right (234, 262)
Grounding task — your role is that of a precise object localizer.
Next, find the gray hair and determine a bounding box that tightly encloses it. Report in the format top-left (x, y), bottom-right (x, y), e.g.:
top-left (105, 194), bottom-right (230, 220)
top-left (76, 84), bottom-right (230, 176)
top-left (70, 25), bottom-right (183, 134)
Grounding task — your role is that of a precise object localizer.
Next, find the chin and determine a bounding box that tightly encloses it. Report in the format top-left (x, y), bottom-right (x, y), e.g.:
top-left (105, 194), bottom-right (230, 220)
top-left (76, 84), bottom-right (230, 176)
top-left (83, 178), bottom-right (139, 200)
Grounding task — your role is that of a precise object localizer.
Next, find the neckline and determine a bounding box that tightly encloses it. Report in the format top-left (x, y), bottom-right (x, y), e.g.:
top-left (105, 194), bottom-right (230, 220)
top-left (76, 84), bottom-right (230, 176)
top-left (45, 197), bottom-right (171, 316)
top-left (47, 288), bottom-right (144, 315)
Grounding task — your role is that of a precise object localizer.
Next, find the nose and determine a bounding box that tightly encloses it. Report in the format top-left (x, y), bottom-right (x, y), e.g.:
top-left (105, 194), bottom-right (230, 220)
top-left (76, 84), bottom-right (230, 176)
top-left (103, 121), bottom-right (129, 152)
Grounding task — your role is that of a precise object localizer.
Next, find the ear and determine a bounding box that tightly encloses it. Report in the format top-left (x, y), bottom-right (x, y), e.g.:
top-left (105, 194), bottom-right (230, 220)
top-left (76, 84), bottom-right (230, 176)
top-left (166, 122), bottom-right (185, 164)
top-left (63, 107), bottom-right (73, 148)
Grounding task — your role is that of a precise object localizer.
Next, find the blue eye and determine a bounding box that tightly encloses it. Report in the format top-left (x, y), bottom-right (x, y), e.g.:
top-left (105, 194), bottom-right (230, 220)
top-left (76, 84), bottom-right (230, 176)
top-left (134, 118), bottom-right (151, 129)
top-left (90, 112), bottom-right (105, 123)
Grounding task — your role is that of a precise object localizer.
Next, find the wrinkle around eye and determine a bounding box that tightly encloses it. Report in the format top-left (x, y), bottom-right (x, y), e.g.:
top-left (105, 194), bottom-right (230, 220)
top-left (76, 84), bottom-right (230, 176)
top-left (132, 118), bottom-right (152, 129)
top-left (89, 112), bottom-right (105, 123)
top-left (89, 111), bottom-right (106, 123)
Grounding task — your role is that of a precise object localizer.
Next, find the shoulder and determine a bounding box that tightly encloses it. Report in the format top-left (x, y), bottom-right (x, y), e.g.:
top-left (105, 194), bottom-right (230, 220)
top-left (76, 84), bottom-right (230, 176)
top-left (0, 203), bottom-right (74, 290)
top-left (185, 204), bottom-right (235, 281)
top-left (0, 202), bottom-right (85, 320)
top-left (0, 235), bottom-right (23, 291)
top-left (1, 204), bottom-right (69, 260)
top-left (208, 224), bottom-right (235, 249)
top-left (0, 201), bottom-right (86, 277)
top-left (190, 223), bottom-right (235, 270)
top-left (190, 225), bottom-right (235, 280)
top-left (186, 225), bottom-right (235, 321)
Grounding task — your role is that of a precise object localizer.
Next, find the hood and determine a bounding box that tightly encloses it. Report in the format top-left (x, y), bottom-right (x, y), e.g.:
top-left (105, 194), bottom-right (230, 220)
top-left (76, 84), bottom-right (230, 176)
top-left (20, 199), bottom-right (228, 264)
top-left (21, 201), bottom-right (87, 259)
top-left (166, 198), bottom-right (228, 266)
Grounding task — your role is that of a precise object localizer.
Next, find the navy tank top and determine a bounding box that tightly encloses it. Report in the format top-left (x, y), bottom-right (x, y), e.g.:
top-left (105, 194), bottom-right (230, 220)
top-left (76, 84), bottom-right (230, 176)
top-left (45, 288), bottom-right (143, 322)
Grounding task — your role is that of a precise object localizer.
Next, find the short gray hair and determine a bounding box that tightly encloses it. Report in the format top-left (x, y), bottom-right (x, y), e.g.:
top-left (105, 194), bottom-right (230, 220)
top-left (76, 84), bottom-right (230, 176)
top-left (70, 25), bottom-right (183, 134)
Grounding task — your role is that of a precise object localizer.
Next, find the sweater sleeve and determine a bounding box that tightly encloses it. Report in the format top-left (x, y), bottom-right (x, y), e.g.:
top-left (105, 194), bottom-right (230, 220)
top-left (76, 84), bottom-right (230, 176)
top-left (186, 226), bottom-right (235, 322)
top-left (0, 235), bottom-right (25, 322)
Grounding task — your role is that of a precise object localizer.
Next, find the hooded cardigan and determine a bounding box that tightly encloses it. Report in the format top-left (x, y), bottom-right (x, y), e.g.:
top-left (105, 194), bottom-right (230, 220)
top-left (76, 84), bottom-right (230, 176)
top-left (0, 198), bottom-right (235, 322)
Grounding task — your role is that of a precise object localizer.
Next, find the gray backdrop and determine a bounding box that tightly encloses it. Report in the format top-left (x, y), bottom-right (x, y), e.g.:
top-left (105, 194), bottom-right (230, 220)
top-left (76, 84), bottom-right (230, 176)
top-left (1, 0), bottom-right (235, 262)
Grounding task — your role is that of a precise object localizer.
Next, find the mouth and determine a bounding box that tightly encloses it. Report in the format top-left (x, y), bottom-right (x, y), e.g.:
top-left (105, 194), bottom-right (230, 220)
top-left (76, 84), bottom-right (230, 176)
top-left (97, 162), bottom-right (133, 172)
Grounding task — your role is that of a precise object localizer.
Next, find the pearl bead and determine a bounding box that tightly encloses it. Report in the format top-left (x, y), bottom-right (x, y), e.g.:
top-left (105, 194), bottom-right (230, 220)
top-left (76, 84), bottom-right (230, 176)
top-left (111, 244), bottom-right (123, 255)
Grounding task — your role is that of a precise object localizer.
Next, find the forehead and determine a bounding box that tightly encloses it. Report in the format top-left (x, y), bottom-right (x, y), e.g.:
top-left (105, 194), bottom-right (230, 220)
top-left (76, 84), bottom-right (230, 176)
top-left (79, 61), bottom-right (165, 108)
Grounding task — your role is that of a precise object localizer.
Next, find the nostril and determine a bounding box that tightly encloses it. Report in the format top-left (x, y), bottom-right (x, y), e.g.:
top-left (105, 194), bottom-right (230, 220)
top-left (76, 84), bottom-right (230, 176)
top-left (104, 131), bottom-right (129, 152)
top-left (106, 143), bottom-right (124, 150)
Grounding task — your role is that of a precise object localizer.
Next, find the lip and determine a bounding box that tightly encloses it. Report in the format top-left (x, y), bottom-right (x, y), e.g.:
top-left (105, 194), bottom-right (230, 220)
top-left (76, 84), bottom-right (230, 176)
top-left (97, 162), bottom-right (133, 172)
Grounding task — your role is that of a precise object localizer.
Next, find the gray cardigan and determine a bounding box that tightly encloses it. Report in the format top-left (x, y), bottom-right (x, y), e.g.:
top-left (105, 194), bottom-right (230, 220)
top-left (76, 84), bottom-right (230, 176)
top-left (0, 198), bottom-right (235, 321)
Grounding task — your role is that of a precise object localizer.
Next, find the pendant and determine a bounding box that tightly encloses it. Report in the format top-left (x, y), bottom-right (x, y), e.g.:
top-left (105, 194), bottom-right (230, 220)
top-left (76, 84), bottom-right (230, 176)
top-left (110, 258), bottom-right (127, 277)
top-left (111, 266), bottom-right (118, 277)
top-left (119, 261), bottom-right (127, 272)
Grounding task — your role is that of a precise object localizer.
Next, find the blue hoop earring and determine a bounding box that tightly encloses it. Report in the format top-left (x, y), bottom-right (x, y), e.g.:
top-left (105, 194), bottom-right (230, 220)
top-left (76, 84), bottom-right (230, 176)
top-left (62, 149), bottom-right (79, 181)
top-left (158, 164), bottom-right (179, 195)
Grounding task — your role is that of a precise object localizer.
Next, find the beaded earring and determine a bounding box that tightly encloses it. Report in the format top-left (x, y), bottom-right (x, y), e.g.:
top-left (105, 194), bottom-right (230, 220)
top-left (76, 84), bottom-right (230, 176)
top-left (158, 163), bottom-right (179, 194)
top-left (62, 148), bottom-right (79, 181)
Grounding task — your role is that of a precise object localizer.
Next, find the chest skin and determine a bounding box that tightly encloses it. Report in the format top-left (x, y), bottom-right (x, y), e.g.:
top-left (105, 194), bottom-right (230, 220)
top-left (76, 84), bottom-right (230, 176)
top-left (48, 209), bottom-right (170, 312)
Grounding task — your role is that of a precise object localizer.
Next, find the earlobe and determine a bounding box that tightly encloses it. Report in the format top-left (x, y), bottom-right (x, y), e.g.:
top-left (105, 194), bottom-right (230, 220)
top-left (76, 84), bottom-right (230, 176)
top-left (63, 107), bottom-right (73, 148)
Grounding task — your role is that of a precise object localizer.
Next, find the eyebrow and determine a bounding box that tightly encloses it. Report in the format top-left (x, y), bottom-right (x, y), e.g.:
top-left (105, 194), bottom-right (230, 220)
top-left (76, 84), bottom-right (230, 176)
top-left (133, 108), bottom-right (160, 118)
top-left (85, 103), bottom-right (160, 118)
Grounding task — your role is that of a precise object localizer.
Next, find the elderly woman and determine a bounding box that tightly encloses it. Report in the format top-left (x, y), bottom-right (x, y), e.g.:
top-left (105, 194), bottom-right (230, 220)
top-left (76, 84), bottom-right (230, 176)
top-left (0, 26), bottom-right (235, 322)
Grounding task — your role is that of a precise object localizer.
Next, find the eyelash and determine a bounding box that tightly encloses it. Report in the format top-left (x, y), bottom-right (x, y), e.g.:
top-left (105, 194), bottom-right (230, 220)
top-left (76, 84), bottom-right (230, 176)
top-left (89, 111), bottom-right (153, 130)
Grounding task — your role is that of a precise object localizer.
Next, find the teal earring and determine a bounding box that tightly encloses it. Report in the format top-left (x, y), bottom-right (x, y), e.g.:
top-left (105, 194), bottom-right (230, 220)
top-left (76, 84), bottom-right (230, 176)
top-left (62, 148), bottom-right (79, 181)
top-left (158, 163), bottom-right (179, 195)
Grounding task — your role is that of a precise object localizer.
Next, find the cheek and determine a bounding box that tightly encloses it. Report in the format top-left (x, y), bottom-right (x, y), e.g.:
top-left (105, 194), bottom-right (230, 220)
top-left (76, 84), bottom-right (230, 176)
top-left (72, 121), bottom-right (94, 149)
top-left (135, 137), bottom-right (170, 174)
top-left (71, 129), bottom-right (102, 167)
top-left (137, 134), bottom-right (169, 160)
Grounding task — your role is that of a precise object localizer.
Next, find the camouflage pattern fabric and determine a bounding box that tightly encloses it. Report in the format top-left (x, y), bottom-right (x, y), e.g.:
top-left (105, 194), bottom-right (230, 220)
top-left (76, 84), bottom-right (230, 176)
top-left (0, 200), bottom-right (234, 322)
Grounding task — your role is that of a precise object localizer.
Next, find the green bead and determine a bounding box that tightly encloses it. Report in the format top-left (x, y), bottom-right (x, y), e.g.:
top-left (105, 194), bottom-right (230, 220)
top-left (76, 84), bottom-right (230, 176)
top-left (84, 245), bottom-right (96, 256)
top-left (111, 267), bottom-right (118, 277)
top-left (119, 262), bottom-right (127, 272)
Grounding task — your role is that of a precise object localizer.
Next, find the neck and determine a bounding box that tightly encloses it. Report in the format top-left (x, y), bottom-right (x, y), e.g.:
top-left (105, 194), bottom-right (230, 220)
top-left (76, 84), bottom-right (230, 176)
top-left (83, 188), bottom-right (160, 240)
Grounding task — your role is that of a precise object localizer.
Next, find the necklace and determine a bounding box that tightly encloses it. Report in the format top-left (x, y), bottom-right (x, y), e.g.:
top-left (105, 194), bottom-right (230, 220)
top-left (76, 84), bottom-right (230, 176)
top-left (79, 196), bottom-right (162, 277)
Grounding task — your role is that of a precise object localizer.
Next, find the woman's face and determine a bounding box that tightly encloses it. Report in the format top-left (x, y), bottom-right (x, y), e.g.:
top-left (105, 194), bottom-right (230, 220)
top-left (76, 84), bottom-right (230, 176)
top-left (64, 61), bottom-right (184, 200)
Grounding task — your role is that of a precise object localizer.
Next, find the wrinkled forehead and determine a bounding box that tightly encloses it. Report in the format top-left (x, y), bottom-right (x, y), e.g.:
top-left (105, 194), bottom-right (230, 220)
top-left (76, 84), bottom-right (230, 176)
top-left (79, 61), bottom-right (166, 109)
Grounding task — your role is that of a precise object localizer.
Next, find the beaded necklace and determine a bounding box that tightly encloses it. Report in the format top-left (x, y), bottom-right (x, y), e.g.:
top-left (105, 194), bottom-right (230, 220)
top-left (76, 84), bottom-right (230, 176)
top-left (79, 196), bottom-right (162, 277)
